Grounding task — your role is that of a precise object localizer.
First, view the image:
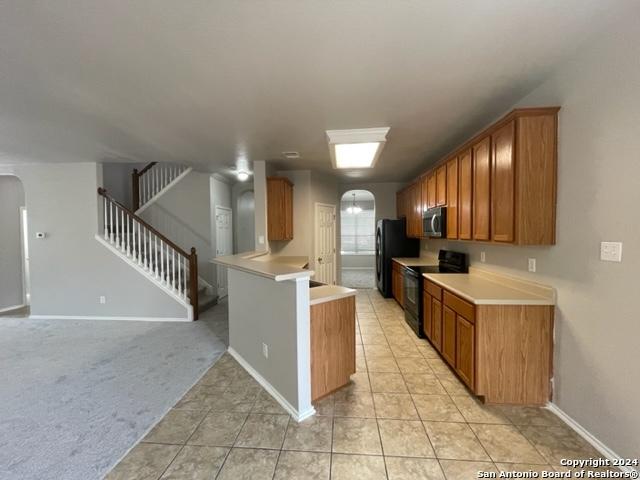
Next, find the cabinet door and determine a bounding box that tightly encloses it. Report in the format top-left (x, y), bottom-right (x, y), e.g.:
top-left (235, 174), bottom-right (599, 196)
top-left (410, 183), bottom-right (420, 237)
top-left (398, 272), bottom-right (404, 306)
top-left (427, 173), bottom-right (436, 209)
top-left (396, 191), bottom-right (403, 219)
top-left (442, 306), bottom-right (457, 367)
top-left (283, 181), bottom-right (294, 239)
top-left (458, 149), bottom-right (473, 240)
top-left (436, 165), bottom-right (447, 206)
top-left (267, 179), bottom-right (285, 240)
top-left (431, 298), bottom-right (442, 352)
top-left (421, 175), bottom-right (429, 221)
top-left (491, 120), bottom-right (515, 242)
top-left (422, 292), bottom-right (432, 340)
top-left (446, 158), bottom-right (458, 239)
top-left (456, 315), bottom-right (475, 389)
top-left (473, 137), bottom-right (491, 240)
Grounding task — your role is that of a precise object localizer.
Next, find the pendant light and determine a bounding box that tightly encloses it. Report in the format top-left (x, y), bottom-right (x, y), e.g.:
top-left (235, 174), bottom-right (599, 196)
top-left (346, 192), bottom-right (362, 215)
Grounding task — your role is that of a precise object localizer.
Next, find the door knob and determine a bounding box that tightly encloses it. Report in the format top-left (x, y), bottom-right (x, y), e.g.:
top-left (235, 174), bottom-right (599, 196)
top-left (317, 257), bottom-right (322, 262)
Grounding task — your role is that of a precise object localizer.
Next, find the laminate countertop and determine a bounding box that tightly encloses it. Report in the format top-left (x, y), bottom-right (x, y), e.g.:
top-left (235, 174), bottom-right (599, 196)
top-left (310, 285), bottom-right (357, 306)
top-left (392, 257), bottom-right (438, 268)
top-left (423, 270), bottom-right (555, 306)
top-left (212, 251), bottom-right (312, 281)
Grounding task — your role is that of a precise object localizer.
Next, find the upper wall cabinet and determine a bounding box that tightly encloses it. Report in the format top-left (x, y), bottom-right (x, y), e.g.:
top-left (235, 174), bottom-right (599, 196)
top-left (397, 107), bottom-right (559, 246)
top-left (267, 176), bottom-right (294, 241)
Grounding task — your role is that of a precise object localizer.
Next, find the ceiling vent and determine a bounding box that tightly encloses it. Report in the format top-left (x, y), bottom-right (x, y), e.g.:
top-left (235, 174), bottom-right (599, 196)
top-left (282, 151), bottom-right (301, 159)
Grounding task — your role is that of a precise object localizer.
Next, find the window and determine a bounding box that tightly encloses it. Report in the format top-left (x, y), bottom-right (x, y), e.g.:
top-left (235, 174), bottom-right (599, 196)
top-left (341, 208), bottom-right (375, 255)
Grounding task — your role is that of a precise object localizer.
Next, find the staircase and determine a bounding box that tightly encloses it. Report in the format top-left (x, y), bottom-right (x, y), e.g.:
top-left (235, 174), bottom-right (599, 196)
top-left (95, 161), bottom-right (215, 320)
top-left (132, 162), bottom-right (191, 213)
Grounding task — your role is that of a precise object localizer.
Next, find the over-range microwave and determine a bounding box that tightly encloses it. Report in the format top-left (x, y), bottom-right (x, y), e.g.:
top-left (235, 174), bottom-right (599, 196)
top-left (423, 207), bottom-right (447, 238)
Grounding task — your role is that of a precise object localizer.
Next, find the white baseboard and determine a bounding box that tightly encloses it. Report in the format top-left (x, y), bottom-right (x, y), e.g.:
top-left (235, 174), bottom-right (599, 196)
top-left (546, 403), bottom-right (637, 473)
top-left (227, 347), bottom-right (315, 422)
top-left (0, 303), bottom-right (26, 314)
top-left (29, 315), bottom-right (190, 322)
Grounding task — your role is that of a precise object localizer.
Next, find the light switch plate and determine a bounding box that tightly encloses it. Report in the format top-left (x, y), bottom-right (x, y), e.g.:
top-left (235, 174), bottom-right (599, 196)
top-left (528, 258), bottom-right (536, 272)
top-left (600, 242), bottom-right (622, 262)
top-left (480, 251), bottom-right (486, 263)
top-left (258, 235), bottom-right (265, 245)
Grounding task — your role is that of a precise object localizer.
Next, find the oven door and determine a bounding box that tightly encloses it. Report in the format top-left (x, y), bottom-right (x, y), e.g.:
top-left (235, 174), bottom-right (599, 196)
top-left (403, 269), bottom-right (419, 318)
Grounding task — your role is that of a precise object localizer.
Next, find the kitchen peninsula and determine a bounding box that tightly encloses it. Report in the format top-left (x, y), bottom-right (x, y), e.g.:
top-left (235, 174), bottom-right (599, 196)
top-left (212, 251), bottom-right (356, 421)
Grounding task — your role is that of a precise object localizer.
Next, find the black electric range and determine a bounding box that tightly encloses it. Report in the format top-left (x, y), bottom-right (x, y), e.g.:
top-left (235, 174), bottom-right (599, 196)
top-left (402, 250), bottom-right (468, 337)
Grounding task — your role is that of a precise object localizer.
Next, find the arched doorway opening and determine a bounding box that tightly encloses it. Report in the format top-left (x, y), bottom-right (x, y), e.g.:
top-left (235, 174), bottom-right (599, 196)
top-left (0, 175), bottom-right (29, 315)
top-left (340, 190), bottom-right (375, 289)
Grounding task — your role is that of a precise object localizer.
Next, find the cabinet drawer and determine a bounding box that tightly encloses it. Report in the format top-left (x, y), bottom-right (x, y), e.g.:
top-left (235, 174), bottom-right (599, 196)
top-left (443, 291), bottom-right (475, 323)
top-left (424, 280), bottom-right (442, 299)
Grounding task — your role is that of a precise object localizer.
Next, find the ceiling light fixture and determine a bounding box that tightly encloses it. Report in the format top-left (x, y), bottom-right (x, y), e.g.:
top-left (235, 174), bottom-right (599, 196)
top-left (326, 127), bottom-right (390, 169)
top-left (346, 192), bottom-right (362, 215)
top-left (237, 171), bottom-right (250, 182)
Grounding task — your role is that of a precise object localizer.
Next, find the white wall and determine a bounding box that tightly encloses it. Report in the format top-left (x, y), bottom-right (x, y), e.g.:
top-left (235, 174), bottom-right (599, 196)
top-left (0, 163), bottom-right (187, 318)
top-left (140, 170), bottom-right (215, 291)
top-left (253, 160), bottom-right (268, 251)
top-left (422, 15), bottom-right (640, 458)
top-left (234, 187), bottom-right (255, 254)
top-left (0, 176), bottom-right (26, 308)
top-left (101, 162), bottom-right (146, 209)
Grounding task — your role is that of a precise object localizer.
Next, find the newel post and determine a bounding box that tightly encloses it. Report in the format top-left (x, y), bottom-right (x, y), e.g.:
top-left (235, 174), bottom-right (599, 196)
top-left (132, 169), bottom-right (140, 211)
top-left (189, 247), bottom-right (199, 320)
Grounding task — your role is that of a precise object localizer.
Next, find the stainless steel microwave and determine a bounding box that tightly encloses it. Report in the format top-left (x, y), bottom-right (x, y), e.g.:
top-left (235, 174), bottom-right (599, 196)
top-left (423, 207), bottom-right (447, 237)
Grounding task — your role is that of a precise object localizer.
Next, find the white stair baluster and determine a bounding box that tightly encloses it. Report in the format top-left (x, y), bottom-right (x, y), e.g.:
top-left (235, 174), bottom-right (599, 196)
top-left (115, 205), bottom-right (120, 247)
top-left (182, 256), bottom-right (187, 299)
top-left (172, 249), bottom-right (176, 291)
top-left (154, 235), bottom-right (158, 276)
top-left (103, 197), bottom-right (108, 239)
top-left (131, 217), bottom-right (137, 261)
top-left (125, 212), bottom-right (130, 256)
top-left (160, 239), bottom-right (164, 283)
top-left (109, 201), bottom-right (114, 243)
top-left (136, 222), bottom-right (141, 265)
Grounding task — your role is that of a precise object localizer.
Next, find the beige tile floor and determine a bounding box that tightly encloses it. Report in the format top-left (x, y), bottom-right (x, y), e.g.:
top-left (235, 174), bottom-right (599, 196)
top-left (106, 289), bottom-right (614, 480)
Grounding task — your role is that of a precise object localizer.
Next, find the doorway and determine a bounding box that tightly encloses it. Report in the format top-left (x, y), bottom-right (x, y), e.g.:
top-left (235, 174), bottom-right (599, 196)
top-left (314, 203), bottom-right (337, 285)
top-left (215, 206), bottom-right (233, 298)
top-left (340, 190), bottom-right (376, 289)
top-left (0, 175), bottom-right (28, 313)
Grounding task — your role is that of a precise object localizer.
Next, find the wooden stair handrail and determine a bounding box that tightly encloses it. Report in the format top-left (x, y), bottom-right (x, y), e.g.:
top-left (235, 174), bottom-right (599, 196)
top-left (99, 187), bottom-right (191, 258)
top-left (132, 162), bottom-right (157, 210)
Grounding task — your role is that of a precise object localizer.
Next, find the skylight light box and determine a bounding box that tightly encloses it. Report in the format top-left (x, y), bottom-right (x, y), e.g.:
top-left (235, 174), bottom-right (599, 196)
top-left (326, 127), bottom-right (390, 169)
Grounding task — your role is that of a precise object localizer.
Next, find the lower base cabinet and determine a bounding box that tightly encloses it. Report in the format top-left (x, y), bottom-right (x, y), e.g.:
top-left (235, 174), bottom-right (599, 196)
top-left (392, 261), bottom-right (404, 306)
top-left (423, 279), bottom-right (553, 405)
top-left (310, 296), bottom-right (356, 401)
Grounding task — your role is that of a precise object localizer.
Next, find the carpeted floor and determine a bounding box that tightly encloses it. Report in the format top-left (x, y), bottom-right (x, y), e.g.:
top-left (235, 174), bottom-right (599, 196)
top-left (0, 302), bottom-right (229, 480)
top-left (341, 268), bottom-right (376, 289)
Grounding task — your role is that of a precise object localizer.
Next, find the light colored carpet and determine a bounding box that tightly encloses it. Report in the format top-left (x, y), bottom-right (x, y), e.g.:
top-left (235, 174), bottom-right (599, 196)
top-left (341, 268), bottom-right (376, 289)
top-left (0, 303), bottom-right (228, 480)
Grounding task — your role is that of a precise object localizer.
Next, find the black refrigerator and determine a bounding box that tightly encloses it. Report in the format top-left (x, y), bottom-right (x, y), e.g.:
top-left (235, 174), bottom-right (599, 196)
top-left (375, 219), bottom-right (420, 297)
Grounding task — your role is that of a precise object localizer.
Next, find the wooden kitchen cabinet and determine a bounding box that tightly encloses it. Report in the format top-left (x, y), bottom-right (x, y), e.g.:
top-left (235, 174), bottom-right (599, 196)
top-left (436, 165), bottom-right (447, 206)
top-left (446, 158), bottom-right (458, 239)
top-left (409, 182), bottom-right (421, 238)
top-left (423, 280), bottom-right (553, 404)
top-left (392, 261), bottom-right (404, 306)
top-left (491, 120), bottom-right (516, 242)
top-left (310, 295), bottom-right (356, 401)
top-left (456, 315), bottom-right (475, 388)
top-left (427, 173), bottom-right (436, 209)
top-left (442, 305), bottom-right (457, 365)
top-left (458, 148), bottom-right (473, 240)
top-left (422, 291), bottom-right (432, 339)
top-left (397, 107), bottom-right (558, 246)
top-left (396, 189), bottom-right (408, 219)
top-left (267, 176), bottom-right (293, 241)
top-left (473, 137), bottom-right (491, 241)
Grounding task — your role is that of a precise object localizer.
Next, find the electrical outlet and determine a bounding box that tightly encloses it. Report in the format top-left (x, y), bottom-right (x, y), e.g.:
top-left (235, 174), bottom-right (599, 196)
top-left (480, 251), bottom-right (486, 263)
top-left (262, 343), bottom-right (269, 359)
top-left (258, 235), bottom-right (265, 245)
top-left (600, 242), bottom-right (622, 262)
top-left (528, 258), bottom-right (536, 273)
top-left (99, 296), bottom-right (106, 304)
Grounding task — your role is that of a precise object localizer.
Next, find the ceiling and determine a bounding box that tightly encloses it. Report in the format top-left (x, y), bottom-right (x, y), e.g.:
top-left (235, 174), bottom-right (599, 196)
top-left (0, 1), bottom-right (635, 182)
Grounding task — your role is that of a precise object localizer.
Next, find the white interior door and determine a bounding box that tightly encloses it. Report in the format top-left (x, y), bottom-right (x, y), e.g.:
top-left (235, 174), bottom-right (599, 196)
top-left (215, 206), bottom-right (233, 298)
top-left (314, 203), bottom-right (336, 285)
